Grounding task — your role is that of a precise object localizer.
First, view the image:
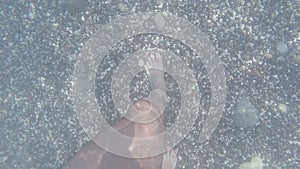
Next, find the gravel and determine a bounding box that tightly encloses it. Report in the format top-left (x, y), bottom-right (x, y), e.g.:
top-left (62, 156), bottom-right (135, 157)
top-left (1, 0), bottom-right (299, 168)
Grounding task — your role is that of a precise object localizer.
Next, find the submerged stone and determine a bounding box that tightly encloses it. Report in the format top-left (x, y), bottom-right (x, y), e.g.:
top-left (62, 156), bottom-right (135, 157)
top-left (276, 41), bottom-right (289, 54)
top-left (232, 96), bottom-right (259, 129)
top-left (239, 156), bottom-right (264, 169)
top-left (66, 0), bottom-right (88, 14)
top-left (154, 13), bottom-right (166, 31)
top-left (278, 103), bottom-right (288, 113)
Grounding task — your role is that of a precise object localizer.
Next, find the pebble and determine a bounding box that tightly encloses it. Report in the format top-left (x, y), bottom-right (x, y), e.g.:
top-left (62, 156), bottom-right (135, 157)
top-left (276, 41), bottom-right (289, 54)
top-left (154, 13), bottom-right (166, 31)
top-left (278, 103), bottom-right (288, 113)
top-left (118, 3), bottom-right (129, 12)
top-left (265, 52), bottom-right (273, 60)
top-left (239, 156), bottom-right (264, 169)
top-left (138, 59), bottom-right (144, 67)
top-left (231, 96), bottom-right (259, 129)
top-left (66, 0), bottom-right (88, 14)
top-left (293, 54), bottom-right (300, 63)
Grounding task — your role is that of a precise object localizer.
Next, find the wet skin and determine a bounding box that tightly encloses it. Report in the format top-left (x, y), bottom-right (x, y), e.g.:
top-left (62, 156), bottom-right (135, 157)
top-left (62, 51), bottom-right (177, 169)
top-left (61, 100), bottom-right (165, 169)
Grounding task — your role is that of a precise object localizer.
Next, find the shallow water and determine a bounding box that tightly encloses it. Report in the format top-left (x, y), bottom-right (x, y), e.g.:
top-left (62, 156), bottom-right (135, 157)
top-left (1, 0), bottom-right (299, 168)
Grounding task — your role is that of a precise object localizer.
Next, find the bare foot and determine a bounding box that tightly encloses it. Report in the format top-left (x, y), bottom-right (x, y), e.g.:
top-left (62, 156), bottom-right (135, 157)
top-left (145, 51), bottom-right (166, 91)
top-left (162, 148), bottom-right (178, 169)
top-left (145, 50), bottom-right (167, 114)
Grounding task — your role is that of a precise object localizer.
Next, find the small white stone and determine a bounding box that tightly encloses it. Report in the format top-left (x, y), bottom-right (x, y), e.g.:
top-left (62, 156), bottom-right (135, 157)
top-left (138, 60), bottom-right (144, 67)
top-left (265, 53), bottom-right (273, 59)
top-left (278, 103), bottom-right (288, 113)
